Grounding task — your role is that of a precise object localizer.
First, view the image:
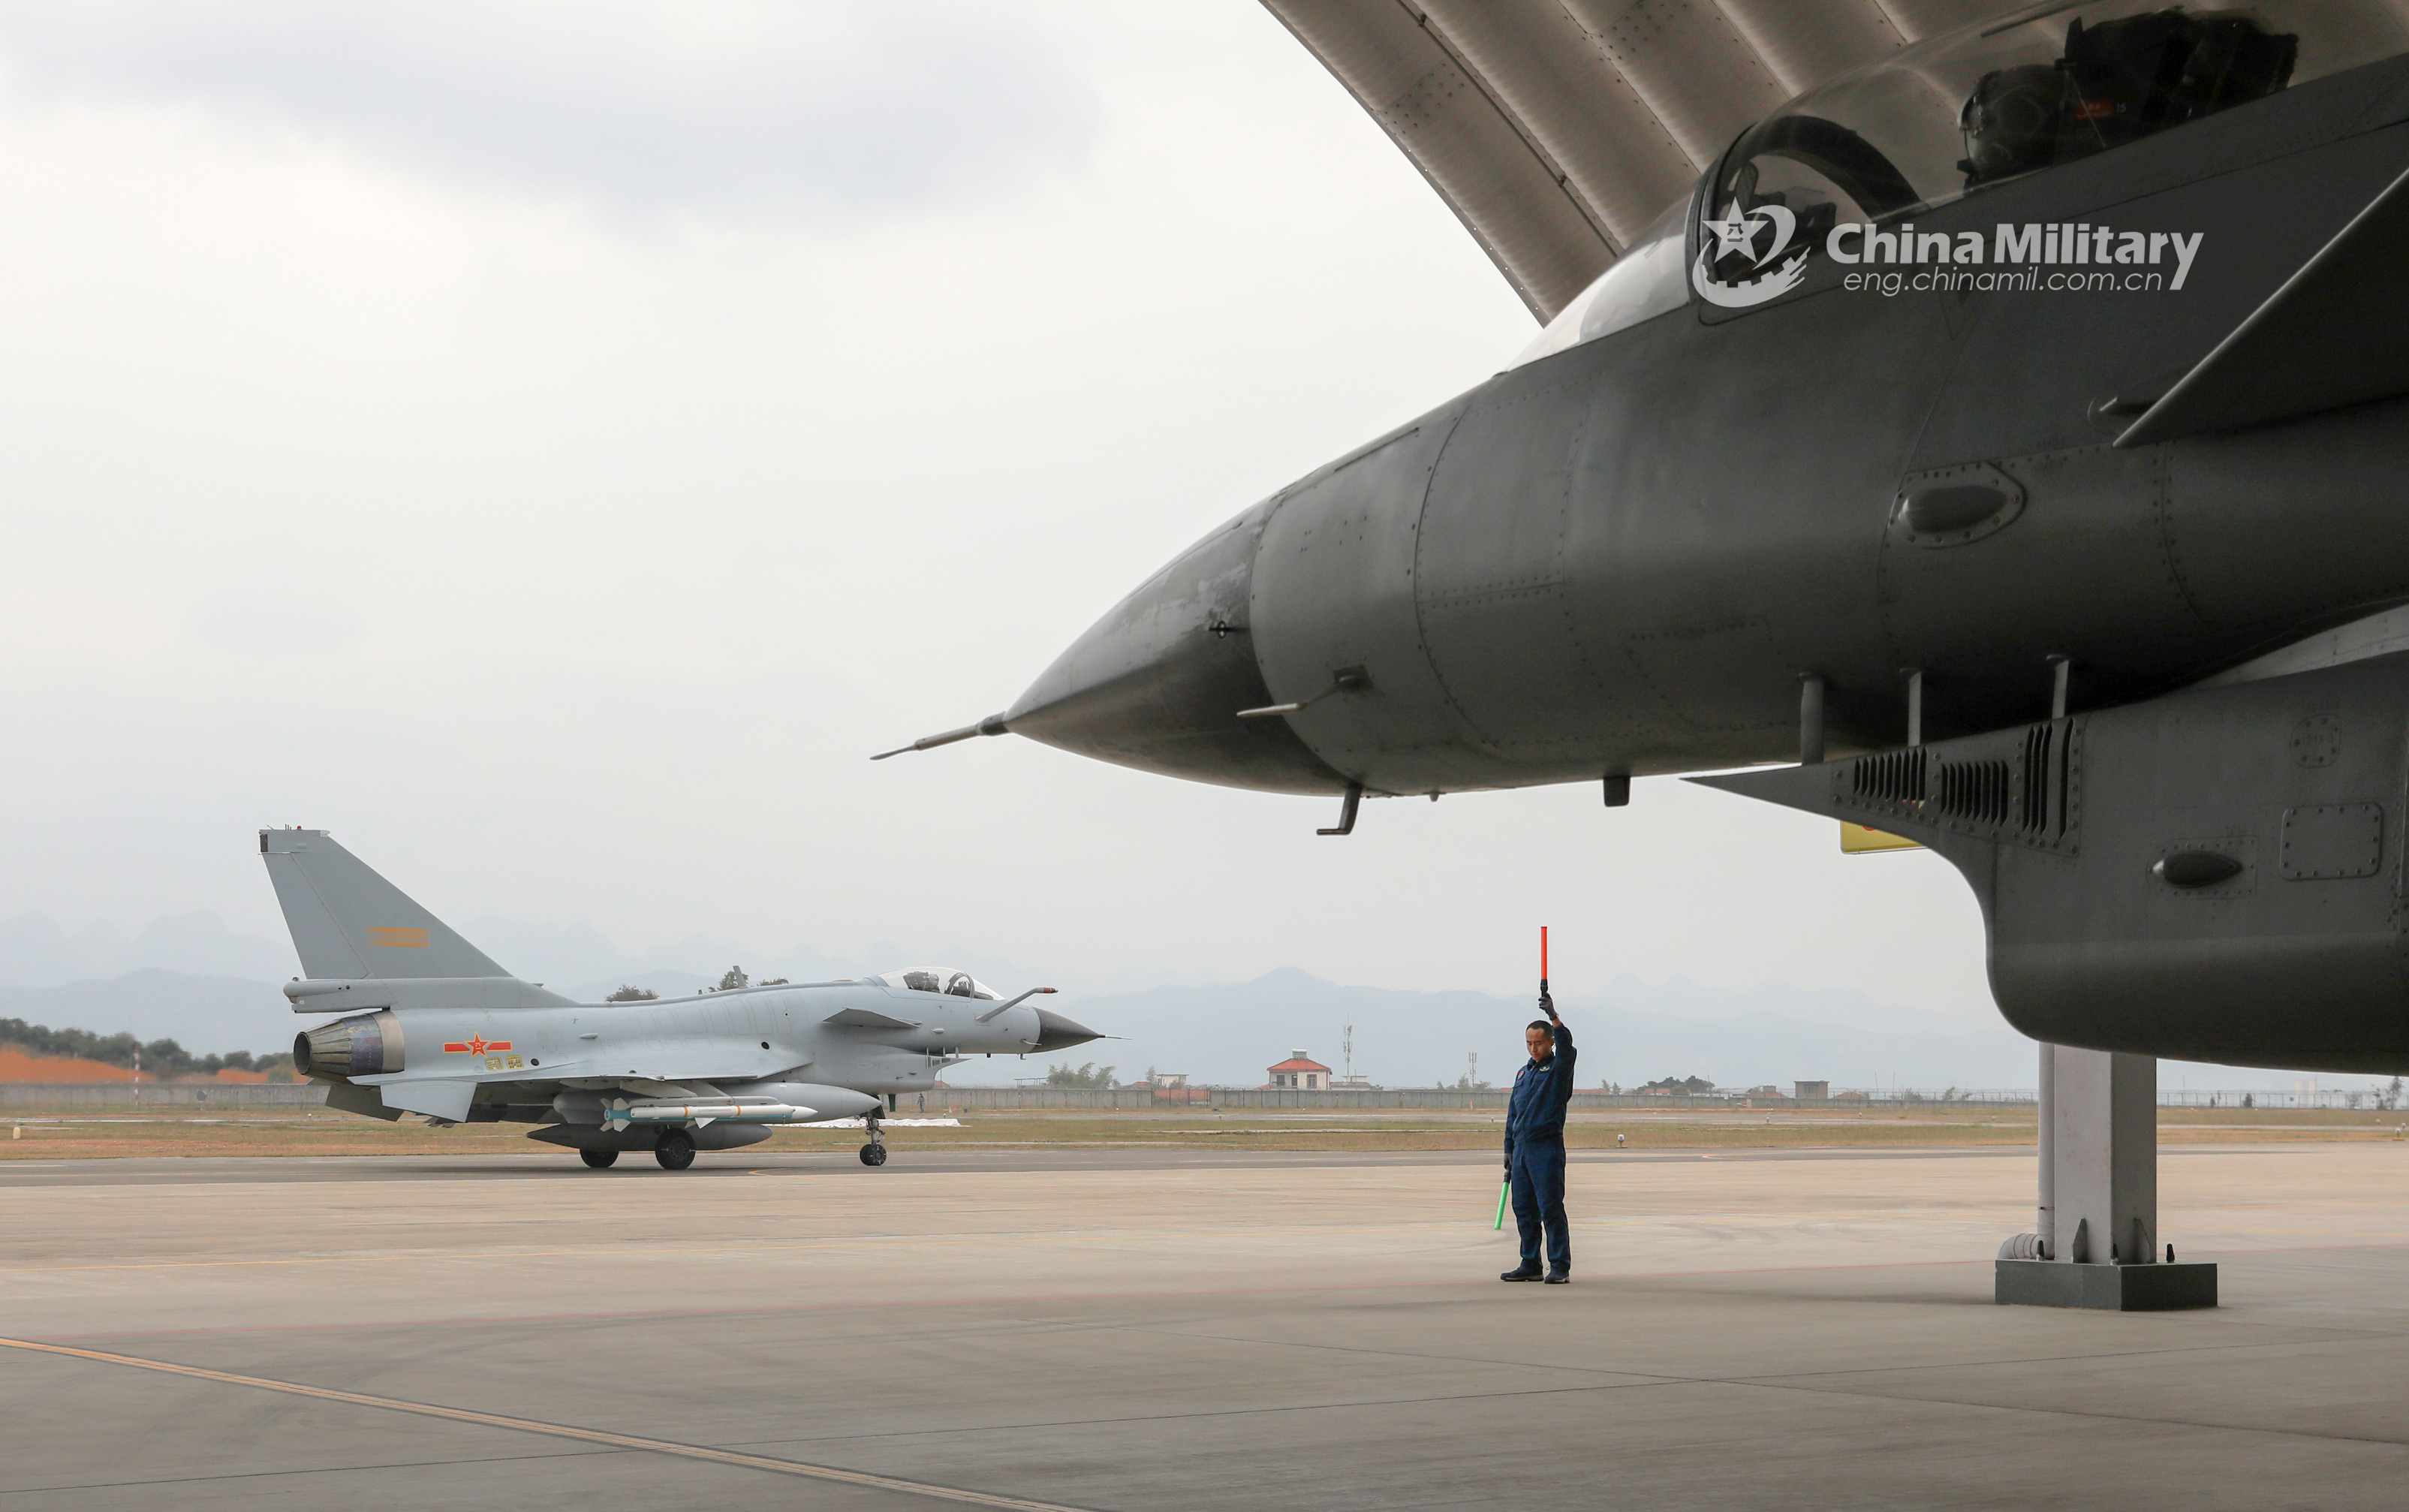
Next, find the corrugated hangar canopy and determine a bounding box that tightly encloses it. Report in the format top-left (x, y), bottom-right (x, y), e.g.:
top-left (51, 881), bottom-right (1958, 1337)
top-left (1260, 0), bottom-right (2040, 320)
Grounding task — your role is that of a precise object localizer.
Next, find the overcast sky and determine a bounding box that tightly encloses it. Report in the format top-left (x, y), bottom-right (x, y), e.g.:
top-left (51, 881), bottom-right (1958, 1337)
top-left (0, 2), bottom-right (2037, 1050)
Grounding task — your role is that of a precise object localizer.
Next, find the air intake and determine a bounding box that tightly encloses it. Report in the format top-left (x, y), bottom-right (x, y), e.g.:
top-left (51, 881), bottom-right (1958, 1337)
top-left (294, 1011), bottom-right (403, 1080)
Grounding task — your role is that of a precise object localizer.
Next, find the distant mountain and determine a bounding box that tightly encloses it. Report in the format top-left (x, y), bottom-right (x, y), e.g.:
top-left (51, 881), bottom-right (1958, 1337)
top-left (462, 919), bottom-right (861, 1001)
top-left (1018, 968), bottom-right (2037, 1091)
top-left (0, 959), bottom-right (2377, 1093)
top-left (0, 911), bottom-right (291, 987)
top-left (0, 971), bottom-right (291, 1058)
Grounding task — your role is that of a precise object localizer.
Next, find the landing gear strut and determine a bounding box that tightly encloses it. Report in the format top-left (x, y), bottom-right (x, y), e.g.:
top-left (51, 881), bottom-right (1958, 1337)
top-left (1995, 1046), bottom-right (2215, 1309)
top-left (580, 1148), bottom-right (619, 1170)
top-left (655, 1127), bottom-right (697, 1171)
top-left (860, 1110), bottom-right (887, 1167)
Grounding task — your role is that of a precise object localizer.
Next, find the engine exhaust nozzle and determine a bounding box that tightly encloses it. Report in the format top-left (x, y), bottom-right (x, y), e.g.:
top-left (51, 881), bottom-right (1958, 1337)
top-left (294, 1011), bottom-right (403, 1080)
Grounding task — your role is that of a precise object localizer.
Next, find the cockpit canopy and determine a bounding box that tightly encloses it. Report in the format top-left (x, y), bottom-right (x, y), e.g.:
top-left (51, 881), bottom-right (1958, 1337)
top-left (1510, 193), bottom-right (1691, 368)
top-left (1707, 1), bottom-right (2387, 268)
top-left (1516, 0), bottom-right (2403, 371)
top-left (876, 968), bottom-right (1000, 1001)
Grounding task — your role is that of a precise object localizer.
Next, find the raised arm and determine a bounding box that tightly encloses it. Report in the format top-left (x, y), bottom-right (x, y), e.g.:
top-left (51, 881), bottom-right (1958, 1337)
top-left (1543, 997), bottom-right (1576, 1112)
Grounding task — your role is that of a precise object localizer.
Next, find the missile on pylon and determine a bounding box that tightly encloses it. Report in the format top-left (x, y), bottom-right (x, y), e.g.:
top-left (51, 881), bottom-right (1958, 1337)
top-left (604, 1099), bottom-right (821, 1131)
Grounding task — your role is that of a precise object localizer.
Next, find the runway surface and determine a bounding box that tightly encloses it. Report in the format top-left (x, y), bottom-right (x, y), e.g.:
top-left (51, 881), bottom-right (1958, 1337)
top-left (5, 1142), bottom-right (2409, 1508)
top-left (0, 1143), bottom-right (2052, 1186)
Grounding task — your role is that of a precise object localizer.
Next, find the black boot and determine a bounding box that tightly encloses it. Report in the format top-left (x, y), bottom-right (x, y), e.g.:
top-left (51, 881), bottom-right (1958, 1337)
top-left (1500, 1262), bottom-right (1543, 1282)
top-left (1543, 1270), bottom-right (1570, 1284)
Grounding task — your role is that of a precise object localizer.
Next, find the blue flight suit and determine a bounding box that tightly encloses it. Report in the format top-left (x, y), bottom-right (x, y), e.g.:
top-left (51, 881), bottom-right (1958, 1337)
top-left (1504, 1013), bottom-right (1576, 1273)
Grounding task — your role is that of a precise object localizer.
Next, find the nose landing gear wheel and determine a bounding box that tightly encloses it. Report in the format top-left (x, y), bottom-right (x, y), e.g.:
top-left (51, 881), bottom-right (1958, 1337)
top-left (654, 1128), bottom-right (697, 1170)
top-left (859, 1143), bottom-right (887, 1167)
top-left (580, 1148), bottom-right (619, 1169)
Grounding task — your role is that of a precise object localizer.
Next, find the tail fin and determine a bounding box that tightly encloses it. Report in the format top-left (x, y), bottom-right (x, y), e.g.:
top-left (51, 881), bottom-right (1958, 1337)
top-left (259, 828), bottom-right (510, 980)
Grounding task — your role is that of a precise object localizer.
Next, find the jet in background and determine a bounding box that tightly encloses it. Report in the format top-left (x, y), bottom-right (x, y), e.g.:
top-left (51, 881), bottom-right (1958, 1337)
top-left (263, 828), bottom-right (1099, 1169)
top-left (884, 2), bottom-right (2409, 1075)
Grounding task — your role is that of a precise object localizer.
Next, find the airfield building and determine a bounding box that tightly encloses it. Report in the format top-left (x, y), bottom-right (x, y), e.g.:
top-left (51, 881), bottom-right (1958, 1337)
top-left (1265, 1053), bottom-right (1330, 1091)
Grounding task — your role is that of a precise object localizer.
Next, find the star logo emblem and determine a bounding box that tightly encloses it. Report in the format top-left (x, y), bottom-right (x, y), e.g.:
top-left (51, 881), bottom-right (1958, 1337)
top-left (465, 1035), bottom-right (489, 1056)
top-left (1703, 210), bottom-right (1763, 262)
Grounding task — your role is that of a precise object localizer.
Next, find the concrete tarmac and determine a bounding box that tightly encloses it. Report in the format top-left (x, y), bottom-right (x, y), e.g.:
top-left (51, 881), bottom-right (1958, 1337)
top-left (5, 1142), bottom-right (2409, 1508)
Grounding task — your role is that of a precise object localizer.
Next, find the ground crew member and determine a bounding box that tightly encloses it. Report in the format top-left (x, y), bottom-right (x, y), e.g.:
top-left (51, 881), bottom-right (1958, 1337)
top-left (1500, 990), bottom-right (1575, 1284)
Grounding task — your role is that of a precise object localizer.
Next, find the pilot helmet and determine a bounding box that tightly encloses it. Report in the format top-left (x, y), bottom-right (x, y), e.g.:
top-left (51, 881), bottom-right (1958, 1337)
top-left (1959, 62), bottom-right (2069, 186)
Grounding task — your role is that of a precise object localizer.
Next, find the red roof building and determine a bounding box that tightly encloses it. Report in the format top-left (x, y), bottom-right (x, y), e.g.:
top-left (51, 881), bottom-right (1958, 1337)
top-left (1265, 1051), bottom-right (1332, 1091)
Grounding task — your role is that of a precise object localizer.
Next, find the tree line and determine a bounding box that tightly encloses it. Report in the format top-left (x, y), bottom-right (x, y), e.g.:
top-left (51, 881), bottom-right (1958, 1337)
top-left (0, 1017), bottom-right (294, 1078)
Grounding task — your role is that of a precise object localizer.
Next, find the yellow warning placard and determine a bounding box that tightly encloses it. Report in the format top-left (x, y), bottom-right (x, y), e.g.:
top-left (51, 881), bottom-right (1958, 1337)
top-left (1841, 822), bottom-right (1921, 854)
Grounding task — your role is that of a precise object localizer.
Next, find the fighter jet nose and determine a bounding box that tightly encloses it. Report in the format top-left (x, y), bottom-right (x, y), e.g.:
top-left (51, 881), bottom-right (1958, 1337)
top-left (1007, 508), bottom-right (1347, 796)
top-left (1031, 1006), bottom-right (1102, 1053)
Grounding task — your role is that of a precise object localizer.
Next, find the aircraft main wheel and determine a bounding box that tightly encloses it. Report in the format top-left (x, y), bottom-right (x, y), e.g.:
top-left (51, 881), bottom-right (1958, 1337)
top-left (655, 1130), bottom-right (697, 1171)
top-left (580, 1149), bottom-right (619, 1170)
top-left (860, 1143), bottom-right (887, 1167)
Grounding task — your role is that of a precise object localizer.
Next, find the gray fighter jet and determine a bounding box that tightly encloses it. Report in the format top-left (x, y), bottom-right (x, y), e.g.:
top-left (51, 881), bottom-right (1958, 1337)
top-left (263, 829), bottom-right (1099, 1169)
top-left (885, 4), bottom-right (2409, 1074)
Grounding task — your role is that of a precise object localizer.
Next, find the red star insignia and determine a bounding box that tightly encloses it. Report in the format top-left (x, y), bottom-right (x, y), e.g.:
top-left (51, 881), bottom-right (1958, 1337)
top-left (465, 1035), bottom-right (489, 1056)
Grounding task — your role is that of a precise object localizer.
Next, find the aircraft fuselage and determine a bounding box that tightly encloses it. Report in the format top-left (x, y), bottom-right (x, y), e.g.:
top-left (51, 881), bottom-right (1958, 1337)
top-left (1006, 57), bottom-right (2409, 800)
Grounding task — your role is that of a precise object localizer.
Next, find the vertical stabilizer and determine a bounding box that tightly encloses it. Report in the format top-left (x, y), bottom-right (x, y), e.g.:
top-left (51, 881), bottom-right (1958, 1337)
top-left (258, 829), bottom-right (510, 980)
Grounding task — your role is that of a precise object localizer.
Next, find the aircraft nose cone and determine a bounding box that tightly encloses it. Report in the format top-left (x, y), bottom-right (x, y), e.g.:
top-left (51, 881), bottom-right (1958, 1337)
top-left (1007, 508), bottom-right (1345, 795)
top-left (1031, 1007), bottom-right (1102, 1053)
